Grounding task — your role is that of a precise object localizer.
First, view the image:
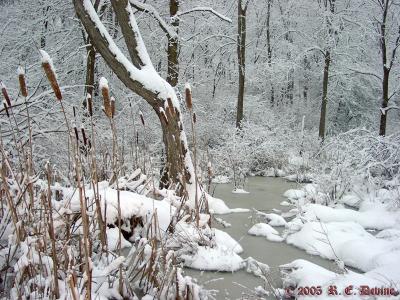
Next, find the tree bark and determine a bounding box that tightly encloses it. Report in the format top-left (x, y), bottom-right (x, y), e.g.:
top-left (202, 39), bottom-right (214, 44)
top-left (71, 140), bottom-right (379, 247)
top-left (167, 0), bottom-right (179, 87)
top-left (236, 0), bottom-right (247, 129)
top-left (319, 51), bottom-right (330, 140)
top-left (379, 0), bottom-right (390, 136)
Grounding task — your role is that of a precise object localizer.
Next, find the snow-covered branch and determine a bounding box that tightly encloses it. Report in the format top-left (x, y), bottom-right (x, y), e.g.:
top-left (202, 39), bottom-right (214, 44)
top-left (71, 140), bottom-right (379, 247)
top-left (347, 67), bottom-right (382, 81)
top-left (129, 0), bottom-right (178, 39)
top-left (177, 7), bottom-right (232, 23)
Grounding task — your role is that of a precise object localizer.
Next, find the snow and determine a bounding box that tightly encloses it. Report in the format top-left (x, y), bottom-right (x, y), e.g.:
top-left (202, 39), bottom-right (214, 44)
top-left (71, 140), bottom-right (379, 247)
top-left (283, 189), bottom-right (305, 200)
top-left (39, 49), bottom-right (56, 76)
top-left (281, 259), bottom-right (400, 299)
top-left (106, 227), bottom-right (132, 251)
top-left (212, 175), bottom-right (230, 184)
top-left (17, 66), bottom-right (25, 75)
top-left (286, 221), bottom-right (400, 272)
top-left (66, 184), bottom-right (173, 232)
top-left (99, 76), bottom-right (109, 90)
top-left (298, 203), bottom-right (399, 230)
top-left (248, 223), bottom-right (284, 242)
top-left (257, 212), bottom-right (287, 226)
top-left (232, 188), bottom-right (249, 194)
top-left (182, 245), bottom-right (244, 272)
top-left (214, 229), bottom-right (243, 253)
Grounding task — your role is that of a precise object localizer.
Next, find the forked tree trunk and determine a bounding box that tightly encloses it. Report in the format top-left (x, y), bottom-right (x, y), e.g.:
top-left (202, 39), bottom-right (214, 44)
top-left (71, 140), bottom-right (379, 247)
top-left (73, 0), bottom-right (194, 190)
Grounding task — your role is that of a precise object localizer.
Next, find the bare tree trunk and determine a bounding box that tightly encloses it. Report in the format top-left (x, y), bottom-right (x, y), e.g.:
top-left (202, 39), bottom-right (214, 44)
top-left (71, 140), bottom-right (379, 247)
top-left (167, 0), bottom-right (179, 87)
top-left (379, 0), bottom-right (390, 136)
top-left (236, 0), bottom-right (247, 129)
top-left (266, 0), bottom-right (274, 106)
top-left (319, 51), bottom-right (330, 140)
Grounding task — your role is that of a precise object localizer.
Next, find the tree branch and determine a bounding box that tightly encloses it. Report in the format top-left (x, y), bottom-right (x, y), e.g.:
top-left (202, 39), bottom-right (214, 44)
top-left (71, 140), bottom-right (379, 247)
top-left (129, 0), bottom-right (177, 39)
top-left (73, 0), bottom-right (178, 107)
top-left (177, 7), bottom-right (232, 23)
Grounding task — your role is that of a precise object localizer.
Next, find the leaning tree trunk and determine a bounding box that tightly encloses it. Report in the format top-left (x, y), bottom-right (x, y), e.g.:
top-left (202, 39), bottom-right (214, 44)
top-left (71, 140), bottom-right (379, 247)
top-left (236, 0), bottom-right (247, 129)
top-left (319, 50), bottom-right (330, 140)
top-left (73, 0), bottom-right (195, 192)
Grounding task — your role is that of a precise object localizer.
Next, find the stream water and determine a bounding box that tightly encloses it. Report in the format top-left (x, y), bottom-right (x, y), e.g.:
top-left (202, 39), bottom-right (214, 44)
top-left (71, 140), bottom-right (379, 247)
top-left (185, 177), bottom-right (337, 300)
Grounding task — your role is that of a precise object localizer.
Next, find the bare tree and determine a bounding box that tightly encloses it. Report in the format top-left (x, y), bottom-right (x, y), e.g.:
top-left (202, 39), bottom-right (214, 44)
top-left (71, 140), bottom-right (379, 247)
top-left (73, 0), bottom-right (195, 190)
top-left (236, 0), bottom-right (251, 129)
top-left (318, 0), bottom-right (335, 140)
top-left (377, 0), bottom-right (400, 135)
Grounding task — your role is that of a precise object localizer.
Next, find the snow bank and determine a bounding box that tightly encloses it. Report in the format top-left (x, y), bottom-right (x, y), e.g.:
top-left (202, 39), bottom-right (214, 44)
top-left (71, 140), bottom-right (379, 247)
top-left (281, 259), bottom-right (400, 300)
top-left (257, 212), bottom-right (287, 227)
top-left (300, 203), bottom-right (399, 230)
top-left (232, 188), bottom-right (249, 194)
top-left (182, 245), bottom-right (244, 272)
top-left (286, 221), bottom-right (400, 272)
top-left (248, 223), bottom-right (284, 242)
top-left (106, 227), bottom-right (132, 251)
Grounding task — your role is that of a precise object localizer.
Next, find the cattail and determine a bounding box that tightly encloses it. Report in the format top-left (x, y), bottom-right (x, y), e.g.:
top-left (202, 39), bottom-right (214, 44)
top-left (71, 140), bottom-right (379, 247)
top-left (18, 67), bottom-right (28, 97)
top-left (73, 122), bottom-right (79, 142)
top-left (40, 50), bottom-right (62, 100)
top-left (193, 112), bottom-right (197, 124)
top-left (185, 83), bottom-right (192, 110)
top-left (73, 106), bottom-right (77, 118)
top-left (139, 110), bottom-right (145, 126)
top-left (99, 77), bottom-right (111, 118)
top-left (167, 97), bottom-right (175, 117)
top-left (81, 125), bottom-right (87, 146)
top-left (110, 96), bottom-right (115, 118)
top-left (86, 93), bottom-right (93, 117)
top-left (160, 108), bottom-right (168, 125)
top-left (1, 82), bottom-right (11, 107)
top-left (3, 101), bottom-right (9, 117)
top-left (207, 161), bottom-right (213, 177)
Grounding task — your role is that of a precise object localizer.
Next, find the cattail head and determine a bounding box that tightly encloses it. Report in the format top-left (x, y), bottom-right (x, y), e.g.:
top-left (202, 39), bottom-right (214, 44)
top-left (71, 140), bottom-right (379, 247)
top-left (40, 50), bottom-right (62, 100)
top-left (110, 96), bottom-right (115, 118)
top-left (193, 112), bottom-right (197, 124)
top-left (18, 67), bottom-right (28, 97)
top-left (81, 125), bottom-right (87, 145)
top-left (139, 110), bottom-right (145, 126)
top-left (99, 77), bottom-right (112, 118)
top-left (72, 122), bottom-right (79, 142)
top-left (207, 161), bottom-right (213, 177)
top-left (86, 93), bottom-right (93, 117)
top-left (1, 82), bottom-right (11, 107)
top-left (185, 83), bottom-right (192, 110)
top-left (3, 101), bottom-right (9, 117)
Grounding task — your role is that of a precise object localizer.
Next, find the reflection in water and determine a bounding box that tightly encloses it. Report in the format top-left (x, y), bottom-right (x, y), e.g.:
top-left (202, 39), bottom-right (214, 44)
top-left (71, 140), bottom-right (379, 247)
top-left (185, 177), bottom-right (338, 300)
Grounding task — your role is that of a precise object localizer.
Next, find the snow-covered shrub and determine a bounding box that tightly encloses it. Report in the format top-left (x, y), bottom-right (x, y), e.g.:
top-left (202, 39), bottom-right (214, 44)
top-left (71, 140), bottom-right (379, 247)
top-left (311, 129), bottom-right (400, 205)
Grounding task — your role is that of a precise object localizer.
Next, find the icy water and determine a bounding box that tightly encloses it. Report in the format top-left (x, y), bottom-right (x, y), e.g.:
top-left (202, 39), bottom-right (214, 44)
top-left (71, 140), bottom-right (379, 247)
top-left (185, 177), bottom-right (337, 300)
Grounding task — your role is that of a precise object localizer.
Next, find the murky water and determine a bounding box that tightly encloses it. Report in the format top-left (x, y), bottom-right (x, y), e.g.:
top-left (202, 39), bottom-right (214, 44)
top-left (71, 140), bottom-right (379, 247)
top-left (185, 177), bottom-right (338, 300)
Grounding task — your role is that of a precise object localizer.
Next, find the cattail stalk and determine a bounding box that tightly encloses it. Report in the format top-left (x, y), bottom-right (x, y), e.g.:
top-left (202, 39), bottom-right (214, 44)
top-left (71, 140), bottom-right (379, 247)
top-left (45, 164), bottom-right (60, 298)
top-left (185, 83), bottom-right (200, 226)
